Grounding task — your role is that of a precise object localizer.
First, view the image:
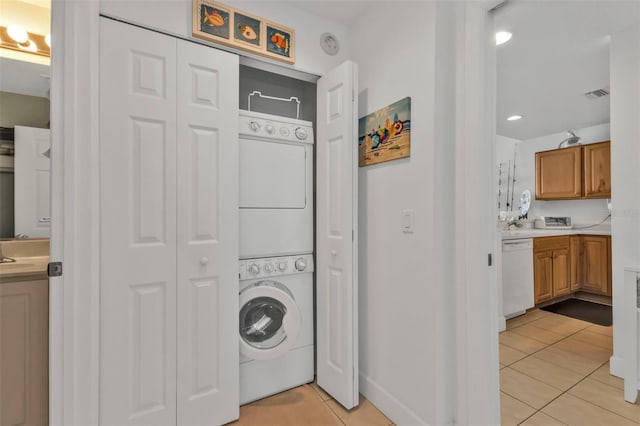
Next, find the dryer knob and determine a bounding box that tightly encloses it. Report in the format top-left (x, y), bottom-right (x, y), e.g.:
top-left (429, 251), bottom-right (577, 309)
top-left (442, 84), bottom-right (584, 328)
top-left (264, 263), bottom-right (274, 273)
top-left (277, 262), bottom-right (287, 272)
top-left (294, 258), bottom-right (307, 271)
top-left (249, 121), bottom-right (261, 132)
top-left (265, 124), bottom-right (275, 134)
top-left (248, 264), bottom-right (260, 275)
top-left (294, 127), bottom-right (308, 140)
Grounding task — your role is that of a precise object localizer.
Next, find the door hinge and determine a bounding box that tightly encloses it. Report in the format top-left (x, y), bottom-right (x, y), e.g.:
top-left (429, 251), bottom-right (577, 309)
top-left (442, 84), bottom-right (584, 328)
top-left (48, 262), bottom-right (63, 277)
top-left (488, 253), bottom-right (493, 266)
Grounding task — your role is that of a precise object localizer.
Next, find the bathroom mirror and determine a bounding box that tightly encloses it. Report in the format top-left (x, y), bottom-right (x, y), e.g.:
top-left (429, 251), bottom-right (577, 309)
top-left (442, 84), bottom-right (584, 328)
top-left (519, 189), bottom-right (531, 217)
top-left (0, 57), bottom-right (51, 239)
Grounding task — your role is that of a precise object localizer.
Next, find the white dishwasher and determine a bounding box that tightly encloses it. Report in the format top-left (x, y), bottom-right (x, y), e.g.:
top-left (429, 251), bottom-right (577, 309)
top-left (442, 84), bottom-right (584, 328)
top-left (502, 238), bottom-right (534, 319)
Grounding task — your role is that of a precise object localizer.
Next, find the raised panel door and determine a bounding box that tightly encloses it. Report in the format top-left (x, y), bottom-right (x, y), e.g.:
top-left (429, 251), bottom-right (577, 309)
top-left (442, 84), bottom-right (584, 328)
top-left (99, 18), bottom-right (178, 425)
top-left (176, 39), bottom-right (239, 426)
top-left (534, 250), bottom-right (553, 304)
top-left (535, 146), bottom-right (582, 199)
top-left (316, 61), bottom-right (359, 410)
top-left (553, 248), bottom-right (571, 297)
top-left (583, 142), bottom-right (611, 198)
top-left (581, 236), bottom-right (610, 295)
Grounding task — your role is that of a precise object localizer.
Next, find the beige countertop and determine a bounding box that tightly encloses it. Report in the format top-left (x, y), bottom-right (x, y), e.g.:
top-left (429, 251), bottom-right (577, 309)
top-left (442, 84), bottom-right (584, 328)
top-left (500, 224), bottom-right (611, 240)
top-left (0, 256), bottom-right (49, 280)
top-left (0, 239), bottom-right (50, 281)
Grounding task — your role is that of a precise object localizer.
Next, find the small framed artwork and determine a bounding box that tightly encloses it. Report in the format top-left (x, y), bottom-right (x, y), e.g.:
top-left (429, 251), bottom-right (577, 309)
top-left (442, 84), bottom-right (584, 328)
top-left (264, 22), bottom-right (295, 64)
top-left (358, 97), bottom-right (412, 167)
top-left (193, 0), bottom-right (233, 46)
top-left (192, 0), bottom-right (295, 65)
top-left (232, 11), bottom-right (263, 51)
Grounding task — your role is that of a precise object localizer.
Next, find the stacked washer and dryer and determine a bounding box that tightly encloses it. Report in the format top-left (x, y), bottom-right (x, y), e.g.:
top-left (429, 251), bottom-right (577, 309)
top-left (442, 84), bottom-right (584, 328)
top-left (238, 109), bottom-right (315, 404)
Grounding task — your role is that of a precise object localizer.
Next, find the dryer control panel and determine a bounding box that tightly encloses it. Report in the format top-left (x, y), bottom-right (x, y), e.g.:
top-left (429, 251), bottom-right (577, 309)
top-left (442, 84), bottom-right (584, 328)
top-left (239, 110), bottom-right (314, 145)
top-left (239, 254), bottom-right (314, 280)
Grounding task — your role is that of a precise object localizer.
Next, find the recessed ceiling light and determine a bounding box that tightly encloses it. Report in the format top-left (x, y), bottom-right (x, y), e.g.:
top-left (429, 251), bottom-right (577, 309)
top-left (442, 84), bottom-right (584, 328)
top-left (507, 115), bottom-right (523, 121)
top-left (495, 31), bottom-right (512, 46)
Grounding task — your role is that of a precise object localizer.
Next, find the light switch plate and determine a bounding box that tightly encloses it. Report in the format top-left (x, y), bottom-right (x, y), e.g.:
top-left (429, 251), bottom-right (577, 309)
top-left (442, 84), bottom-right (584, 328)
top-left (402, 209), bottom-right (414, 233)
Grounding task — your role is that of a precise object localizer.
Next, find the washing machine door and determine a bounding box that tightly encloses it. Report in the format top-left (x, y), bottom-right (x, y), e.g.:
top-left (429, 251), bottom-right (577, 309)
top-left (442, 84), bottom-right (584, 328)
top-left (239, 280), bottom-right (301, 361)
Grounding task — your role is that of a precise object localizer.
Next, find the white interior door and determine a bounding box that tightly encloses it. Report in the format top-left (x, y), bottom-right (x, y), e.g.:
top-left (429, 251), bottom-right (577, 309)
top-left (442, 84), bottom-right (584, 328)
top-left (316, 61), bottom-right (359, 409)
top-left (99, 18), bottom-right (178, 425)
top-left (176, 39), bottom-right (239, 425)
top-left (14, 126), bottom-right (50, 238)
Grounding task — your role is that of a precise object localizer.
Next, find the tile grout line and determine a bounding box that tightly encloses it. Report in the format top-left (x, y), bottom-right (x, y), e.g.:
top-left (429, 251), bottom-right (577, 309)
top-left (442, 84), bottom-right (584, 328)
top-left (515, 360), bottom-right (609, 425)
top-left (502, 311), bottom-right (620, 425)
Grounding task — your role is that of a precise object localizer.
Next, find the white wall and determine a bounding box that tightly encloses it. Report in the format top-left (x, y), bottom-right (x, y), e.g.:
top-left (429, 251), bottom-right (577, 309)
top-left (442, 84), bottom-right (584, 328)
top-left (512, 123), bottom-right (611, 223)
top-left (610, 23), bottom-right (640, 379)
top-left (99, 0), bottom-right (351, 76)
top-left (353, 2), bottom-right (454, 424)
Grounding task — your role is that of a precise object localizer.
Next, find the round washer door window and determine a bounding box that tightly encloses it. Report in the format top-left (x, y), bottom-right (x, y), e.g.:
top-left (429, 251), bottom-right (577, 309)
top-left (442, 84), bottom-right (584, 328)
top-left (239, 281), bottom-right (301, 361)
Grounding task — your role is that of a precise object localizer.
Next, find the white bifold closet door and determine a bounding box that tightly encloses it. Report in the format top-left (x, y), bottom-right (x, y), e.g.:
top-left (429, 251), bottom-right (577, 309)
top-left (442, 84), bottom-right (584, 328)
top-left (99, 18), bottom-right (239, 426)
top-left (316, 61), bottom-right (359, 410)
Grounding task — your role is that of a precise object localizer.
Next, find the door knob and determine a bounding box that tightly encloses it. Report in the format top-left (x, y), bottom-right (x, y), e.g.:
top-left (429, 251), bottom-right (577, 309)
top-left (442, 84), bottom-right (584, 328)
top-left (331, 250), bottom-right (337, 256)
top-left (199, 257), bottom-right (209, 266)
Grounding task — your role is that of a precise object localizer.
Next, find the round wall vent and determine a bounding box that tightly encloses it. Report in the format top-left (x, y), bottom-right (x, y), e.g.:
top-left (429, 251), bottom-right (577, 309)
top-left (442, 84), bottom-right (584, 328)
top-left (320, 32), bottom-right (340, 56)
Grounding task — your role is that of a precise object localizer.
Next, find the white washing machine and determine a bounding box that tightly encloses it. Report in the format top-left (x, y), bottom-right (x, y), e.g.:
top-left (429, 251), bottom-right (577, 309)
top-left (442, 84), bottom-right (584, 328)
top-left (238, 254), bottom-right (314, 404)
top-left (239, 110), bottom-right (314, 259)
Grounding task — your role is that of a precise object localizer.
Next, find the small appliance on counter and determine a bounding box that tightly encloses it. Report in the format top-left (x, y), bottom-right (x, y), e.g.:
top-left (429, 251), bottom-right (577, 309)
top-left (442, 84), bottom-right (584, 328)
top-left (534, 216), bottom-right (573, 229)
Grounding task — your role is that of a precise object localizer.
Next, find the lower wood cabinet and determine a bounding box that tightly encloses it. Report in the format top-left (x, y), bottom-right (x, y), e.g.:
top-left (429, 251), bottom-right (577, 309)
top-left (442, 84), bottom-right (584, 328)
top-left (534, 234), bottom-right (611, 305)
top-left (0, 278), bottom-right (48, 426)
top-left (576, 235), bottom-right (611, 295)
top-left (533, 236), bottom-right (571, 304)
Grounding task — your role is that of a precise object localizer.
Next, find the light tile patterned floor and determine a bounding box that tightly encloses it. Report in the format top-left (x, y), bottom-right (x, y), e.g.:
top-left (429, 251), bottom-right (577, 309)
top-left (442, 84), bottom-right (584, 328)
top-left (228, 382), bottom-right (393, 426)
top-left (500, 309), bottom-right (640, 426)
top-left (229, 308), bottom-right (639, 425)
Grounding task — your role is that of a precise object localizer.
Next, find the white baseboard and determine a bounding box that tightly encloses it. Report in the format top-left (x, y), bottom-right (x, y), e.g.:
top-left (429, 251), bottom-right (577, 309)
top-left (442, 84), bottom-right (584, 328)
top-left (498, 315), bottom-right (506, 332)
top-left (359, 373), bottom-right (431, 426)
top-left (610, 355), bottom-right (624, 379)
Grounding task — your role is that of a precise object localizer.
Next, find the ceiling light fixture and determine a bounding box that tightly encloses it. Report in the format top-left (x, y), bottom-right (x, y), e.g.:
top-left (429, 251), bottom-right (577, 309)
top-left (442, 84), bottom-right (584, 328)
top-left (507, 115), bottom-right (523, 121)
top-left (0, 25), bottom-right (51, 58)
top-left (495, 31), bottom-right (512, 46)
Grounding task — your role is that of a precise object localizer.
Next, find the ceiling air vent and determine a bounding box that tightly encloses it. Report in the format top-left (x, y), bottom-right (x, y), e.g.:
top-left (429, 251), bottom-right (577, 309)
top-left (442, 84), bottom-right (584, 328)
top-left (584, 88), bottom-right (610, 100)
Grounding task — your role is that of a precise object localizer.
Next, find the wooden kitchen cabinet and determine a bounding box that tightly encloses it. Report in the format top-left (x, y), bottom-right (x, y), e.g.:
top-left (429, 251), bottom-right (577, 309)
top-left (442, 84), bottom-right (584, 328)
top-left (569, 235), bottom-right (582, 291)
top-left (579, 235), bottom-right (611, 295)
top-left (535, 146), bottom-right (582, 199)
top-left (583, 142), bottom-right (611, 198)
top-left (533, 236), bottom-right (571, 304)
top-left (535, 141), bottom-right (611, 200)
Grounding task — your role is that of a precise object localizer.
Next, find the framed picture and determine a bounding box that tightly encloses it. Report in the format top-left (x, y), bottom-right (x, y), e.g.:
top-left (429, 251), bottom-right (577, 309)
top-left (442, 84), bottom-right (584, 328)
top-left (264, 22), bottom-right (295, 64)
top-left (232, 11), bottom-right (264, 51)
top-left (192, 0), bottom-right (295, 65)
top-left (358, 97), bottom-right (412, 167)
top-left (192, 0), bottom-right (232, 46)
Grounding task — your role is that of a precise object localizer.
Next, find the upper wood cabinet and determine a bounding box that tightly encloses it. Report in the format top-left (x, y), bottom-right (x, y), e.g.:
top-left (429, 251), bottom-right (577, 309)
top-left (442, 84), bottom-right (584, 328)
top-left (535, 141), bottom-right (611, 200)
top-left (536, 146), bottom-right (582, 199)
top-left (583, 142), bottom-right (611, 198)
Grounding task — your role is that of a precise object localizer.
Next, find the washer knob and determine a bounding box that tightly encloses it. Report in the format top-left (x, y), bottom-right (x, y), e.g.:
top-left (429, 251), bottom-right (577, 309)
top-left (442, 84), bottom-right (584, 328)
top-left (248, 264), bottom-right (260, 275)
top-left (277, 262), bottom-right (287, 272)
top-left (264, 263), bottom-right (274, 273)
top-left (280, 127), bottom-right (290, 137)
top-left (265, 124), bottom-right (275, 134)
top-left (294, 127), bottom-right (308, 140)
top-left (294, 258), bottom-right (307, 271)
top-left (249, 121), bottom-right (260, 132)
